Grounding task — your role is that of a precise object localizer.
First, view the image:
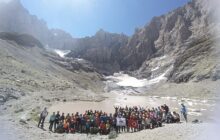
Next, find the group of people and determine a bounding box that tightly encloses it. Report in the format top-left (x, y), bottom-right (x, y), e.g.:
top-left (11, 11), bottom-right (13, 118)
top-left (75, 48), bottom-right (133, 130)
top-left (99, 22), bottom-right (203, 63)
top-left (38, 104), bottom-right (187, 135)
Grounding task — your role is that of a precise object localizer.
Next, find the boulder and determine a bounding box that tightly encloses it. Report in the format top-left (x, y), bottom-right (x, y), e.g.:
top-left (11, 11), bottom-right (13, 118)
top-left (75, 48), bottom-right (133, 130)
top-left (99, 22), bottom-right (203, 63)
top-left (108, 131), bottom-right (117, 139)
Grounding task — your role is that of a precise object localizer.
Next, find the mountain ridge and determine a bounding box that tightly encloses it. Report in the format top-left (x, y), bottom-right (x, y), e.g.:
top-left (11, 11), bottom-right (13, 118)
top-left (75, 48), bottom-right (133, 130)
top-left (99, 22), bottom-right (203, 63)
top-left (0, 0), bottom-right (218, 83)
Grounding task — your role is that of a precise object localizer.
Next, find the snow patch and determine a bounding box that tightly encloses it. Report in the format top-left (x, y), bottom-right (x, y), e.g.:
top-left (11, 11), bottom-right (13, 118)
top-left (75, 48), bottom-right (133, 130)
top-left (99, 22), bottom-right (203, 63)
top-left (54, 49), bottom-right (70, 58)
top-left (106, 71), bottom-right (167, 88)
top-left (75, 58), bottom-right (84, 61)
top-left (151, 66), bottom-right (159, 71)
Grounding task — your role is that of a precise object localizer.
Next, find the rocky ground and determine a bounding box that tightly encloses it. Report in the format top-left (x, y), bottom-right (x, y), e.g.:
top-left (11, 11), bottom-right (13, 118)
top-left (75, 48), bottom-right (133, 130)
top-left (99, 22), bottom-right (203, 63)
top-left (1, 0), bottom-right (220, 138)
top-left (0, 36), bottom-right (219, 140)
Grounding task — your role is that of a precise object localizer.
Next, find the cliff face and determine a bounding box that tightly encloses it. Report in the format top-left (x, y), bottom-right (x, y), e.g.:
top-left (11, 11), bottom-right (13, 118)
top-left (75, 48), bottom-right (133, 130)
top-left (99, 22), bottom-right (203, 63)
top-left (0, 32), bottom-right (104, 95)
top-left (67, 29), bottom-right (129, 75)
top-left (0, 0), bottom-right (76, 49)
top-left (132, 0), bottom-right (218, 82)
top-left (0, 0), bottom-right (218, 82)
top-left (123, 0), bottom-right (209, 70)
top-left (68, 0), bottom-right (216, 80)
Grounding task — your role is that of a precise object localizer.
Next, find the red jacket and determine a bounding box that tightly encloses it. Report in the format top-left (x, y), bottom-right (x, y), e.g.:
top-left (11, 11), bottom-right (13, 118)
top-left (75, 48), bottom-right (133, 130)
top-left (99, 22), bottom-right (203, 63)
top-left (99, 123), bottom-right (106, 130)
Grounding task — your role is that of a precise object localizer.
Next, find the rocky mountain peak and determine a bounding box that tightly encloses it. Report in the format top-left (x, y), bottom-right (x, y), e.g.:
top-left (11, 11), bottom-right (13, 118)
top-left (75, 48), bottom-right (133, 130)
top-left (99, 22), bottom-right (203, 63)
top-left (0, 0), bottom-right (218, 82)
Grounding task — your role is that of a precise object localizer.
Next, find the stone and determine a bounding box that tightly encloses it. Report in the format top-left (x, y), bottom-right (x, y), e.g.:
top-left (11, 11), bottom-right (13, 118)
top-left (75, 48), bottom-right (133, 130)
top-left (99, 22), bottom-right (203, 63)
top-left (108, 131), bottom-right (117, 139)
top-left (14, 108), bottom-right (24, 113)
top-left (19, 118), bottom-right (27, 124)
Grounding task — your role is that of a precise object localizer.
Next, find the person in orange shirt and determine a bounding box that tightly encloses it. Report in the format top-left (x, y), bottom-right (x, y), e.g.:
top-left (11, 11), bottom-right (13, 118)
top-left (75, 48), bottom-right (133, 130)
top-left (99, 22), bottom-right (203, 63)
top-left (63, 119), bottom-right (69, 133)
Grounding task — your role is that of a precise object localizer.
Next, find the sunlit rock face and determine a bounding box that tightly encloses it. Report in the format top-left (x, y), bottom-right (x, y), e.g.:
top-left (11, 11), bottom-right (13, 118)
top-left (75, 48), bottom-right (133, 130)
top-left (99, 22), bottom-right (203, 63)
top-left (66, 0), bottom-right (218, 83)
top-left (125, 0), bottom-right (218, 83)
top-left (66, 29), bottom-right (129, 75)
top-left (0, 0), bottom-right (218, 83)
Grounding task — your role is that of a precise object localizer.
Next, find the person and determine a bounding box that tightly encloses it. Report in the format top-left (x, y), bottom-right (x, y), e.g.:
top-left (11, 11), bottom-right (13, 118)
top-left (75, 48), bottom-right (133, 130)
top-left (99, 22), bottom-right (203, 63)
top-left (181, 103), bottom-right (187, 122)
top-left (55, 121), bottom-right (64, 133)
top-left (164, 104), bottom-right (169, 118)
top-left (166, 112), bottom-right (174, 123)
top-left (106, 120), bottom-right (111, 134)
top-left (173, 111), bottom-right (180, 123)
top-left (99, 120), bottom-right (106, 135)
top-left (69, 120), bottom-right (75, 133)
top-left (63, 119), bottom-right (69, 133)
top-left (38, 107), bottom-right (48, 128)
top-left (60, 113), bottom-right (65, 123)
top-left (85, 120), bottom-right (90, 135)
top-left (54, 111), bottom-right (60, 131)
top-left (49, 112), bottom-right (56, 131)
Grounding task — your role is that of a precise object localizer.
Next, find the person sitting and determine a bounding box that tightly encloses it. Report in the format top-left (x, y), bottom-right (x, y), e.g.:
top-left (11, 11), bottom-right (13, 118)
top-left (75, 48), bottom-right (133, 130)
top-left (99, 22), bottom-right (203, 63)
top-left (55, 121), bottom-right (64, 133)
top-left (90, 119), bottom-right (99, 134)
top-left (173, 111), bottom-right (180, 123)
top-left (166, 112), bottom-right (174, 123)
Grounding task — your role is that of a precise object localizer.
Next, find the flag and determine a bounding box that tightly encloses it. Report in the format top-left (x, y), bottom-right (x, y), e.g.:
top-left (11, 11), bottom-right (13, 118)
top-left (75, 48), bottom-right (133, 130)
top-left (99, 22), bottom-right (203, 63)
top-left (129, 119), bottom-right (138, 128)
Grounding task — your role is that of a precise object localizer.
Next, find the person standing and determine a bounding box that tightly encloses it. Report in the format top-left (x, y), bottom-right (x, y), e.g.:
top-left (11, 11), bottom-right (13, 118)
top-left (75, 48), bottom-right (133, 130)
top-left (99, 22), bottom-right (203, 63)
top-left (38, 107), bottom-right (48, 128)
top-left (54, 111), bottom-right (60, 131)
top-left (181, 103), bottom-right (187, 122)
top-left (49, 112), bottom-right (56, 131)
top-left (164, 104), bottom-right (169, 118)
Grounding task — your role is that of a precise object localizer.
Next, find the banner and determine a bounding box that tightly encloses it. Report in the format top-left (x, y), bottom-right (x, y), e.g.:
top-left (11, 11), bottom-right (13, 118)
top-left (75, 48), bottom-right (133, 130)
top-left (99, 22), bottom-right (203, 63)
top-left (116, 117), bottom-right (126, 126)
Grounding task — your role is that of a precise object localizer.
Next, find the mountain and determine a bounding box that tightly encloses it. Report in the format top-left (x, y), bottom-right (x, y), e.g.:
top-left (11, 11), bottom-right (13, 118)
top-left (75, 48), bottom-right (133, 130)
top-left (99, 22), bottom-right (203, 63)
top-left (67, 29), bottom-right (128, 75)
top-left (0, 0), bottom-right (129, 74)
top-left (0, 0), bottom-right (75, 49)
top-left (0, 32), bottom-right (104, 102)
top-left (67, 0), bottom-right (219, 83)
top-left (131, 0), bottom-right (220, 83)
top-left (0, 1), bottom-right (220, 139)
top-left (0, 0), bottom-right (219, 83)
top-left (117, 0), bottom-right (211, 71)
top-left (0, 32), bottom-right (44, 48)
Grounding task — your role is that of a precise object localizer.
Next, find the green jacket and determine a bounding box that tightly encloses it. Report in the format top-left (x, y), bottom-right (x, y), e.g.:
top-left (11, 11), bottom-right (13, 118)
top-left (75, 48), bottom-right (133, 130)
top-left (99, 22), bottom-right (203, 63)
top-left (50, 114), bottom-right (56, 122)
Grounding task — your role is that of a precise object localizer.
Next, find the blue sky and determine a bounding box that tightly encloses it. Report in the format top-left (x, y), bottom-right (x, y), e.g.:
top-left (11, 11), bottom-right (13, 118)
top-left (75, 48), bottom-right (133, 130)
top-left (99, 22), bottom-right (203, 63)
top-left (20, 0), bottom-right (190, 38)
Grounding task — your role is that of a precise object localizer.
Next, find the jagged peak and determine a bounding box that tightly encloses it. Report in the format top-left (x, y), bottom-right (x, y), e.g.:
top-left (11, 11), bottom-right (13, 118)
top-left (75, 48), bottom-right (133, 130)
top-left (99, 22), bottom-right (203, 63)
top-left (95, 29), bottom-right (109, 36)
